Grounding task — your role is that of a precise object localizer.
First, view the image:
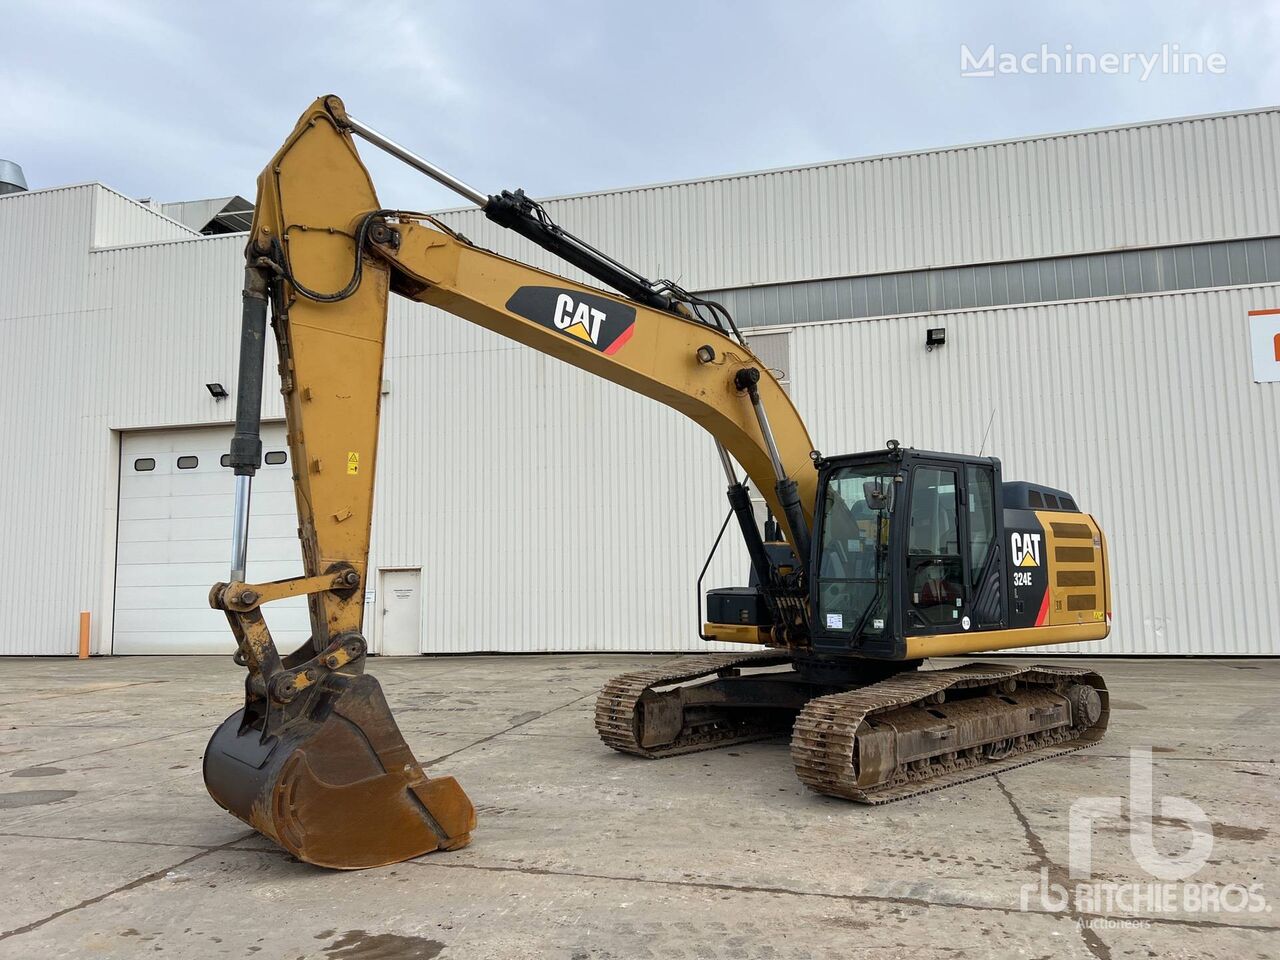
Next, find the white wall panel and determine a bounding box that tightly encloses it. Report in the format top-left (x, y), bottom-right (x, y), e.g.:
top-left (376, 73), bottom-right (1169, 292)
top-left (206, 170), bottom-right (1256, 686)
top-left (790, 284), bottom-right (1280, 655)
top-left (4, 104), bottom-right (1280, 657)
top-left (0, 187), bottom-right (263, 654)
top-left (372, 299), bottom-right (746, 653)
top-left (429, 108), bottom-right (1280, 292)
top-left (0, 185), bottom-right (94, 319)
top-left (1, 185), bottom-right (98, 655)
top-left (91, 186), bottom-right (196, 249)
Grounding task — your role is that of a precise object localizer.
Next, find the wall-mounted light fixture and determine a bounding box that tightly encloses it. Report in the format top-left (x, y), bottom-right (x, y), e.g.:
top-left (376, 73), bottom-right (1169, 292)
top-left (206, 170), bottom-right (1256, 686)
top-left (926, 328), bottom-right (946, 351)
top-left (206, 382), bottom-right (229, 400)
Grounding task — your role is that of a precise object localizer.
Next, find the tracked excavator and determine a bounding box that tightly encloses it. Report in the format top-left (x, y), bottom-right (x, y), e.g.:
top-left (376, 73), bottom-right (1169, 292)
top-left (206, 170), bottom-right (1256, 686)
top-left (202, 96), bottom-right (1112, 869)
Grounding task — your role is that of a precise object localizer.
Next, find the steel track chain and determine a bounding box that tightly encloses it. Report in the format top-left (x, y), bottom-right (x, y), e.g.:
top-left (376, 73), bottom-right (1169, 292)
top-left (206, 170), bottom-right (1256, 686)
top-left (790, 663), bottom-right (1109, 803)
top-left (594, 651), bottom-right (793, 758)
top-left (596, 657), bottom-right (1109, 803)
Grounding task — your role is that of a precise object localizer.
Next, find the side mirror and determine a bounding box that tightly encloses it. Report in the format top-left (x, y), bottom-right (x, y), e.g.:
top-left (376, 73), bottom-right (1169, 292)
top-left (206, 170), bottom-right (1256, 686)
top-left (863, 480), bottom-right (891, 511)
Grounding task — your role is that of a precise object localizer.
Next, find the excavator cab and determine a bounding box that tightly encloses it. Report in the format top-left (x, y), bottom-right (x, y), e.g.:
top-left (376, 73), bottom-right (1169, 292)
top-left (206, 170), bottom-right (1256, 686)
top-left (809, 444), bottom-right (1110, 660)
top-left (808, 447), bottom-right (1003, 658)
top-left (706, 443), bottom-right (1109, 661)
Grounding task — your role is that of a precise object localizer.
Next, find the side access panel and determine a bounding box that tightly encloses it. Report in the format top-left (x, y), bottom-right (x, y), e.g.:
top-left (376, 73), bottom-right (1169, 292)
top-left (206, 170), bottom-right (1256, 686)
top-left (1006, 509), bottom-right (1109, 630)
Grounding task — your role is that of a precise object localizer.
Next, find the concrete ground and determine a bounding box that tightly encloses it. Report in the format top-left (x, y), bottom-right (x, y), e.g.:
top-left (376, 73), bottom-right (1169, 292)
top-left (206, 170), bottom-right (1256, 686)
top-left (0, 655), bottom-right (1275, 960)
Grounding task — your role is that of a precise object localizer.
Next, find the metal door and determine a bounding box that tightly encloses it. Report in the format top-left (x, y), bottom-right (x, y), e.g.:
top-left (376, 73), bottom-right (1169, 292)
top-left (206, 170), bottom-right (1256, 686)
top-left (379, 568), bottom-right (422, 656)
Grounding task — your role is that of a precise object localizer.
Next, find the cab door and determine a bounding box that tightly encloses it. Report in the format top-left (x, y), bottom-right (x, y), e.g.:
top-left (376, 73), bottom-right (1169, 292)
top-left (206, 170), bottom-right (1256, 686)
top-left (963, 462), bottom-right (1004, 628)
top-left (900, 458), bottom-right (1005, 637)
top-left (902, 463), bottom-right (967, 632)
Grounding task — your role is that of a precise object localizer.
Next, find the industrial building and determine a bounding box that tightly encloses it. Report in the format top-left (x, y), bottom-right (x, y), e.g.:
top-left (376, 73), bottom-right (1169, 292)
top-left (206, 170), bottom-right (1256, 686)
top-left (2, 106), bottom-right (1277, 658)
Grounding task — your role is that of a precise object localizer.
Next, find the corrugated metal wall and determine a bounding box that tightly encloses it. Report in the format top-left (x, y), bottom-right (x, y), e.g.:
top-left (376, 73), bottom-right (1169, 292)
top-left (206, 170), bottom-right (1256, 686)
top-left (4, 105), bottom-right (1280, 656)
top-left (0, 186), bottom-right (96, 654)
top-left (791, 285), bottom-right (1280, 655)
top-left (0, 186), bottom-right (94, 319)
top-left (362, 283), bottom-right (1280, 655)
top-left (370, 299), bottom-right (746, 653)
top-left (90, 186), bottom-right (196, 248)
top-left (0, 185), bottom-right (253, 655)
top-left (428, 108), bottom-right (1280, 291)
top-left (328, 278), bottom-right (1275, 655)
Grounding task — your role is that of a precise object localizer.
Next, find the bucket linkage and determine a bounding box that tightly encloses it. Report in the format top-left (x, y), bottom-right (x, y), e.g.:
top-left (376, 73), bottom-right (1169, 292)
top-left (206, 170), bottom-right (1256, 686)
top-left (204, 571), bottom-right (474, 870)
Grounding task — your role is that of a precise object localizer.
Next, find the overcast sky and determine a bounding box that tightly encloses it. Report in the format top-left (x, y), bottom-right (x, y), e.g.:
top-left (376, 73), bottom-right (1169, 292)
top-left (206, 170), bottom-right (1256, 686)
top-left (5, 1), bottom-right (1277, 211)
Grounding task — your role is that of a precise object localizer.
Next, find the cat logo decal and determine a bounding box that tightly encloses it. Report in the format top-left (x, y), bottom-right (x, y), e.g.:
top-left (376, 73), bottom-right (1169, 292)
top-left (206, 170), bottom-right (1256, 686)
top-left (506, 286), bottom-right (637, 355)
top-left (1011, 531), bottom-right (1042, 567)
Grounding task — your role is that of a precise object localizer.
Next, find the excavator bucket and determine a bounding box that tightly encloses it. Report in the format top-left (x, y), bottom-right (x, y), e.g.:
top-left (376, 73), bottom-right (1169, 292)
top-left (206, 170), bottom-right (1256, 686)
top-left (203, 672), bottom-right (474, 869)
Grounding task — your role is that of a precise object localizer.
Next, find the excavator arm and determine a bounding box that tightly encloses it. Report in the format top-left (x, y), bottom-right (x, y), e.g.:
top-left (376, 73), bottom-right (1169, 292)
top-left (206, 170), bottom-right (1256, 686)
top-left (203, 96), bottom-right (817, 869)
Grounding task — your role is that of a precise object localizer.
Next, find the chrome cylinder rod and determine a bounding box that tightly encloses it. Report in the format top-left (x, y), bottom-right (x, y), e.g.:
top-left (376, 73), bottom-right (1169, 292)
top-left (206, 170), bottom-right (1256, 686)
top-left (746, 387), bottom-right (787, 484)
top-left (230, 474), bottom-right (252, 583)
top-left (740, 369), bottom-right (812, 563)
top-left (344, 114), bottom-right (489, 207)
top-left (714, 442), bottom-right (739, 486)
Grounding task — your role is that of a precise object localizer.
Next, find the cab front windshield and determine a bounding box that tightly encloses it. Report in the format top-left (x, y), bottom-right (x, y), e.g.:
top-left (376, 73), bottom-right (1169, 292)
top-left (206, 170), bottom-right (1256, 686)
top-left (817, 462), bottom-right (896, 637)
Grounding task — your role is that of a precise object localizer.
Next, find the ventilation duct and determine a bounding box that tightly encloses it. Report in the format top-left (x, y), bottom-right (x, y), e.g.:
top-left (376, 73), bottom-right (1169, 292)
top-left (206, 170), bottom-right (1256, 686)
top-left (0, 160), bottom-right (27, 196)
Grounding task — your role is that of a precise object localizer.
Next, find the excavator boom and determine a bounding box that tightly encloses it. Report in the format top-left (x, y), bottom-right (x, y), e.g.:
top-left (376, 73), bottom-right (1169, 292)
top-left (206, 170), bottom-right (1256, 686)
top-left (204, 96), bottom-right (818, 868)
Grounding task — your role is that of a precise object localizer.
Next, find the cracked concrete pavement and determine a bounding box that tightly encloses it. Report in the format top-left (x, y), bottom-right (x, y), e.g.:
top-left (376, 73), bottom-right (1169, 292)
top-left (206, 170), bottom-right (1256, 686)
top-left (0, 655), bottom-right (1276, 959)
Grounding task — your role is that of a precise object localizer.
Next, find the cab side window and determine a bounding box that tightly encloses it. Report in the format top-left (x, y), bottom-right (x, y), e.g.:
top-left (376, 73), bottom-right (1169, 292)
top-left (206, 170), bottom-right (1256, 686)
top-left (820, 477), bottom-right (882, 579)
top-left (815, 465), bottom-right (895, 638)
top-left (965, 464), bottom-right (1002, 625)
top-left (966, 465), bottom-right (997, 589)
top-left (907, 466), bottom-right (964, 627)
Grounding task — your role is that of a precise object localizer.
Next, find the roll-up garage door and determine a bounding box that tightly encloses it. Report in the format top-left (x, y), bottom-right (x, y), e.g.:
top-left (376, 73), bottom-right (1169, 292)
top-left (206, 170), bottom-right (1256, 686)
top-left (113, 424), bottom-right (309, 654)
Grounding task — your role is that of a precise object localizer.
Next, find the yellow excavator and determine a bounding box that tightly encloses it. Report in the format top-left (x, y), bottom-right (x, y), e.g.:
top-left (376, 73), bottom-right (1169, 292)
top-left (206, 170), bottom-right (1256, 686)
top-left (203, 96), bottom-right (1111, 869)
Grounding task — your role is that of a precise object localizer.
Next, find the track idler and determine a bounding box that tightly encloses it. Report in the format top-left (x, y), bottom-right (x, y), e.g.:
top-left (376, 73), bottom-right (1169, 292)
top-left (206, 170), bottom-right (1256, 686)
top-left (204, 671), bottom-right (474, 869)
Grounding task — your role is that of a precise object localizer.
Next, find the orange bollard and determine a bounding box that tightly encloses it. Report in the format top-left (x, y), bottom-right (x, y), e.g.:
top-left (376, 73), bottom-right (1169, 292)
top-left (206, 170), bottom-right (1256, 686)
top-left (78, 611), bottom-right (90, 659)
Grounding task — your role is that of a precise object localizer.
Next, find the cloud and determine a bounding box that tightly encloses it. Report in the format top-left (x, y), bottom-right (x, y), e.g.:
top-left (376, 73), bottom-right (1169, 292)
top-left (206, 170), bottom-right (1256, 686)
top-left (3, 1), bottom-right (1271, 211)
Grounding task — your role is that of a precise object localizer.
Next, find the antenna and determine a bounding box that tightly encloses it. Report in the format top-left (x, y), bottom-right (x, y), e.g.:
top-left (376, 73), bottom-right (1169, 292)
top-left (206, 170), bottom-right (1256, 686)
top-left (977, 407), bottom-right (997, 457)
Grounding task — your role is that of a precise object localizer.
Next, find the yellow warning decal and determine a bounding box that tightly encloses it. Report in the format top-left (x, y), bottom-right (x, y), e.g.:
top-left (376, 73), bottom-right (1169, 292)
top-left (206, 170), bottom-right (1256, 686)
top-left (346, 452), bottom-right (360, 475)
